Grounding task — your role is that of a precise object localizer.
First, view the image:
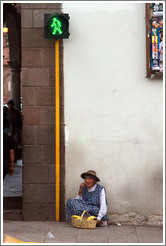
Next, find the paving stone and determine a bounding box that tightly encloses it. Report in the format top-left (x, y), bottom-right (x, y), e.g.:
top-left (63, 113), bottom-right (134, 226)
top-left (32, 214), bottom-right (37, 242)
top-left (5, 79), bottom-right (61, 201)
top-left (136, 226), bottom-right (163, 243)
top-left (108, 225), bottom-right (138, 243)
top-left (13, 233), bottom-right (45, 243)
top-left (3, 221), bottom-right (163, 244)
top-left (78, 227), bottom-right (108, 243)
top-left (45, 236), bottom-right (77, 243)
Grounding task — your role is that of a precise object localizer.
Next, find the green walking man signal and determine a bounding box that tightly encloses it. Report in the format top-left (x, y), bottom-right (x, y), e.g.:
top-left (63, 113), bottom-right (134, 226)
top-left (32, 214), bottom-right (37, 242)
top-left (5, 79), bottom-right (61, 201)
top-left (44, 13), bottom-right (70, 39)
top-left (51, 17), bottom-right (62, 35)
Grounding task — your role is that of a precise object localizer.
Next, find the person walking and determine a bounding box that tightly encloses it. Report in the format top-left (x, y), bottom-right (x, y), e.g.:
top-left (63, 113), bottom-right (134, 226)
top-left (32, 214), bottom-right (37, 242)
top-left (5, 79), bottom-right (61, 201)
top-left (7, 99), bottom-right (22, 157)
top-left (3, 119), bottom-right (15, 180)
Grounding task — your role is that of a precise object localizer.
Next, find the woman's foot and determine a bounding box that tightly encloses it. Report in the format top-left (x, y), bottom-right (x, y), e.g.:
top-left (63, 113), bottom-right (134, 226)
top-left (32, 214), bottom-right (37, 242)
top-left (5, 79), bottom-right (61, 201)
top-left (96, 221), bottom-right (108, 227)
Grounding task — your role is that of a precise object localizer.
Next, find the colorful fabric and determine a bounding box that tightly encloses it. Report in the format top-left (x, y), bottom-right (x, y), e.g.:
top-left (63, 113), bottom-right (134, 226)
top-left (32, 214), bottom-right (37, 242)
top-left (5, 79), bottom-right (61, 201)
top-left (66, 184), bottom-right (109, 222)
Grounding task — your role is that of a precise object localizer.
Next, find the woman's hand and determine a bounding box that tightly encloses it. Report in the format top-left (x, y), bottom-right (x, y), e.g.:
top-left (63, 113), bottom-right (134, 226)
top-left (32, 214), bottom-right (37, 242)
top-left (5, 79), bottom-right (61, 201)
top-left (78, 182), bottom-right (86, 196)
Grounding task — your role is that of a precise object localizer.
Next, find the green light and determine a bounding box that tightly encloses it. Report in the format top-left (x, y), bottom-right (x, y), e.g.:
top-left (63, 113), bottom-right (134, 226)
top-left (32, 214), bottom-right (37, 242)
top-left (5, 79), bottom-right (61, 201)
top-left (44, 14), bottom-right (70, 39)
top-left (50, 17), bottom-right (62, 35)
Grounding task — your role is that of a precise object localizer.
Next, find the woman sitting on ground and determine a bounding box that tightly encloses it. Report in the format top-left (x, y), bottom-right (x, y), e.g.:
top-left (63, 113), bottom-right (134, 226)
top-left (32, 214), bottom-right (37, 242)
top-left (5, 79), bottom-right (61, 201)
top-left (66, 170), bottom-right (109, 226)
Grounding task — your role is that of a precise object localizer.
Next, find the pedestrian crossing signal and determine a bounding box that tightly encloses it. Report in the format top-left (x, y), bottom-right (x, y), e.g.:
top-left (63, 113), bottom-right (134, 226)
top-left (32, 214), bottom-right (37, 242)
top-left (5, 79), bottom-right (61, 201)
top-left (44, 14), bottom-right (70, 39)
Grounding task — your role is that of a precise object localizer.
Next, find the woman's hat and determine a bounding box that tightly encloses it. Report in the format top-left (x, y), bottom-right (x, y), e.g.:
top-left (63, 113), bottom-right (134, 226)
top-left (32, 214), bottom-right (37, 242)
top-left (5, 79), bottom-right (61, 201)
top-left (81, 170), bottom-right (100, 182)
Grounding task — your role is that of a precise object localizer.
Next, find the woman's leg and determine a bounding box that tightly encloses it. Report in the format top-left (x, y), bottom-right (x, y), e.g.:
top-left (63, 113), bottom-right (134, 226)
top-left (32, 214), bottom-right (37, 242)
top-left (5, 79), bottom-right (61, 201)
top-left (66, 199), bottom-right (93, 222)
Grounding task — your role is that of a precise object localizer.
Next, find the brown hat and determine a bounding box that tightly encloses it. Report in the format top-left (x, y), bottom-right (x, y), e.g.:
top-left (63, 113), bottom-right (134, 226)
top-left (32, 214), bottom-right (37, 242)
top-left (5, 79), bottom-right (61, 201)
top-left (81, 170), bottom-right (100, 182)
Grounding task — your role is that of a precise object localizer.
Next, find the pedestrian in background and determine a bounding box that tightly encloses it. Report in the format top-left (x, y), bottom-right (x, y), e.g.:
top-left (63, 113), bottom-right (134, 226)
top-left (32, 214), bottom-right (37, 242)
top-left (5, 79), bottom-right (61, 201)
top-left (3, 106), bottom-right (10, 135)
top-left (3, 119), bottom-right (15, 180)
top-left (7, 99), bottom-right (22, 160)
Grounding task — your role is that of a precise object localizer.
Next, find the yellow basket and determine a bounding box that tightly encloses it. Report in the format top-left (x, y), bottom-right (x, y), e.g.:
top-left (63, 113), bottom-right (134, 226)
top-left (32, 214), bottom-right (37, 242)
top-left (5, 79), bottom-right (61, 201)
top-left (71, 210), bottom-right (97, 229)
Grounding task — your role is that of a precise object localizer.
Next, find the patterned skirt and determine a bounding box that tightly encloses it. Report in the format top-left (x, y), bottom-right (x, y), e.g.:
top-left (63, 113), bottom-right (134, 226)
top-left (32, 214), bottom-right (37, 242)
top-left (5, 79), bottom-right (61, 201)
top-left (66, 198), bottom-right (109, 222)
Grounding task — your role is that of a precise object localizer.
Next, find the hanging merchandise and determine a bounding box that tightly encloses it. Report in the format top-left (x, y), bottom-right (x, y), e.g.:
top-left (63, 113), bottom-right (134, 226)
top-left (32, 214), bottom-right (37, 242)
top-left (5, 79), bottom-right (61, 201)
top-left (152, 3), bottom-right (163, 17)
top-left (158, 27), bottom-right (163, 73)
top-left (150, 3), bottom-right (163, 74)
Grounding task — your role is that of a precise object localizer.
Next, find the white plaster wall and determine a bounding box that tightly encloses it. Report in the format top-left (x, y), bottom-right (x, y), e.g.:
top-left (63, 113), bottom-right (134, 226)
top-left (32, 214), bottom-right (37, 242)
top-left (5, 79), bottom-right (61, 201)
top-left (63, 2), bottom-right (163, 216)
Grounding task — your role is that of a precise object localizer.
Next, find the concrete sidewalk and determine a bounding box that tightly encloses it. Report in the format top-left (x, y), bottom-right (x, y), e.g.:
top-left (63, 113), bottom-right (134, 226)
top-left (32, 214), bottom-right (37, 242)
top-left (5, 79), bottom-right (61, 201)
top-left (3, 221), bottom-right (163, 244)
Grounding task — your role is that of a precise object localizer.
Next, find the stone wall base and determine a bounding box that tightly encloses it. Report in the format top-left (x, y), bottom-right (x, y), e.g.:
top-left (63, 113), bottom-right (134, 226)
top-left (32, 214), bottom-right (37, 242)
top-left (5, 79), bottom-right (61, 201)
top-left (108, 213), bottom-right (163, 226)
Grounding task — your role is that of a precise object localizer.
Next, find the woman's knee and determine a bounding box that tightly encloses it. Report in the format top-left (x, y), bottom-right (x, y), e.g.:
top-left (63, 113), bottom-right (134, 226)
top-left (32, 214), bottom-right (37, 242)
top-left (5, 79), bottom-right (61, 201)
top-left (66, 198), bottom-right (74, 207)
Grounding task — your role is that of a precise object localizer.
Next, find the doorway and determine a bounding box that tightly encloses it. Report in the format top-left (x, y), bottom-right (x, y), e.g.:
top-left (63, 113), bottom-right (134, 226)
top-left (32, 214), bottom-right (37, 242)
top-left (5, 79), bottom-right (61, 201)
top-left (3, 3), bottom-right (22, 219)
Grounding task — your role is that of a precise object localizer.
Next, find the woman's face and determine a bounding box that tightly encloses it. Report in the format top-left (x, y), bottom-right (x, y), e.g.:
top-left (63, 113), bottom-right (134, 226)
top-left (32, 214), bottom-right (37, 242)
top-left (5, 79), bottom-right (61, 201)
top-left (85, 176), bottom-right (96, 188)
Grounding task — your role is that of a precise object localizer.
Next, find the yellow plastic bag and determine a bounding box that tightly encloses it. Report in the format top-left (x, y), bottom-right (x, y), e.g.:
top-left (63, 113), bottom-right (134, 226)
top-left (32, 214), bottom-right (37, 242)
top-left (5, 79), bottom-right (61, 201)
top-left (4, 235), bottom-right (39, 243)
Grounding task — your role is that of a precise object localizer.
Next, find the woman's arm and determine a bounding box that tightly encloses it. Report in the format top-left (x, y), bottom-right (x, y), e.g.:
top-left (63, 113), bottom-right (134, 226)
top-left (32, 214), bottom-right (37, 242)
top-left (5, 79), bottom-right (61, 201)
top-left (97, 188), bottom-right (107, 221)
top-left (9, 149), bottom-right (15, 176)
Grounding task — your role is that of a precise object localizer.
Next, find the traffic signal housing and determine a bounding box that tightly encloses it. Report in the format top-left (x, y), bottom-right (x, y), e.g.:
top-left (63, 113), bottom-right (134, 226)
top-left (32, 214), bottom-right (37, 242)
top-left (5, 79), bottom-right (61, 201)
top-left (44, 13), bottom-right (70, 39)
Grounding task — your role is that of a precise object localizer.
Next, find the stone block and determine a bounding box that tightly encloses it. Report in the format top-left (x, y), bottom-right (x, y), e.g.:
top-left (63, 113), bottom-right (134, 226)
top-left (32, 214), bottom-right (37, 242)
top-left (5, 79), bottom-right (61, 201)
top-left (22, 107), bottom-right (40, 125)
top-left (33, 9), bottom-right (60, 28)
top-left (60, 145), bottom-right (65, 162)
top-left (42, 145), bottom-right (55, 164)
top-left (22, 87), bottom-right (36, 106)
top-left (36, 126), bottom-right (55, 145)
top-left (22, 3), bottom-right (48, 8)
top-left (59, 46), bottom-right (64, 69)
top-left (41, 106), bottom-right (55, 125)
top-left (47, 3), bottom-right (62, 9)
top-left (47, 204), bottom-right (55, 221)
top-left (23, 204), bottom-right (47, 221)
top-left (23, 184), bottom-right (37, 203)
top-left (60, 165), bottom-right (65, 184)
top-left (49, 68), bottom-right (55, 87)
top-left (49, 165), bottom-right (65, 184)
top-left (59, 68), bottom-right (64, 87)
top-left (60, 107), bottom-right (65, 127)
top-left (22, 68), bottom-right (52, 87)
top-left (23, 145), bottom-right (42, 164)
top-left (24, 166), bottom-right (49, 184)
top-left (60, 202), bottom-right (66, 222)
top-left (22, 29), bottom-right (42, 48)
top-left (21, 10), bottom-right (32, 28)
top-left (36, 184), bottom-right (55, 203)
top-left (42, 48), bottom-right (55, 67)
top-left (22, 29), bottom-right (55, 48)
top-left (48, 165), bottom-right (55, 184)
top-left (36, 88), bottom-right (55, 106)
top-left (22, 48), bottom-right (42, 67)
top-left (60, 87), bottom-right (64, 106)
top-left (22, 126), bottom-right (36, 145)
top-left (60, 126), bottom-right (65, 147)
